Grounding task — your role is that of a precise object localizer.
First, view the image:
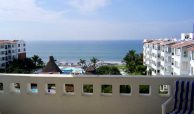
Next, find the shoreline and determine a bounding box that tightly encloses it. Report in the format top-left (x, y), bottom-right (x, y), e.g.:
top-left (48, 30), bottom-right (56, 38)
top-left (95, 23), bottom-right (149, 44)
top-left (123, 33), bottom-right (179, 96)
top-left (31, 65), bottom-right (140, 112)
top-left (55, 60), bottom-right (124, 65)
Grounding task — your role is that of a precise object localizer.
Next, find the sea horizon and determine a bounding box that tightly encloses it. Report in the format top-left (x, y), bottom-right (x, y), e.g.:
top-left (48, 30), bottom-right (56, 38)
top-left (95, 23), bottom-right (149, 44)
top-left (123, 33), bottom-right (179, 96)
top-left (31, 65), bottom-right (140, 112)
top-left (26, 40), bottom-right (143, 63)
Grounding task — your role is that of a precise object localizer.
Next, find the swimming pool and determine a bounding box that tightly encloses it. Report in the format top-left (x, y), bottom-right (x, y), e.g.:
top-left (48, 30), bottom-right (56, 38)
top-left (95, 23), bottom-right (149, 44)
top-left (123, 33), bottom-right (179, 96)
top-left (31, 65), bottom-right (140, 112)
top-left (61, 67), bottom-right (84, 74)
top-left (31, 88), bottom-right (38, 93)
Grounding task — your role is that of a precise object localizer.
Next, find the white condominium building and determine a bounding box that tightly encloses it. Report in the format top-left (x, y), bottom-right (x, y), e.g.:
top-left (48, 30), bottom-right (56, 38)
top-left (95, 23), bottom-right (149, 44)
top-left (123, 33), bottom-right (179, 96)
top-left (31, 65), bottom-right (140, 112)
top-left (188, 46), bottom-right (194, 75)
top-left (171, 41), bottom-right (194, 75)
top-left (160, 41), bottom-right (176, 75)
top-left (0, 40), bottom-right (26, 69)
top-left (143, 32), bottom-right (194, 76)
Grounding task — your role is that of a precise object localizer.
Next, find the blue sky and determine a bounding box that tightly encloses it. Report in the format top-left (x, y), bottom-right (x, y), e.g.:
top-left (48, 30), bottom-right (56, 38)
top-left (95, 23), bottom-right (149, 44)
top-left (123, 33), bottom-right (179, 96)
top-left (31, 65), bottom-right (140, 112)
top-left (0, 0), bottom-right (194, 40)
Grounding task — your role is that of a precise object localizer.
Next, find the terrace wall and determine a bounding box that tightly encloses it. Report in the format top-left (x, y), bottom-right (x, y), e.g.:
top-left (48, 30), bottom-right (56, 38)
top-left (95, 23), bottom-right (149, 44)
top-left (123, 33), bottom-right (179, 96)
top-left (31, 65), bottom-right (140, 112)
top-left (0, 74), bottom-right (193, 114)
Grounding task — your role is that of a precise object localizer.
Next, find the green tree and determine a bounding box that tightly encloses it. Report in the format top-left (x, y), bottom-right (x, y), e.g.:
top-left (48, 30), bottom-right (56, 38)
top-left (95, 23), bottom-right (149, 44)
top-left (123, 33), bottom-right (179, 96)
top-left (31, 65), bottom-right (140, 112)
top-left (136, 65), bottom-right (147, 75)
top-left (123, 50), bottom-right (147, 74)
top-left (31, 55), bottom-right (39, 65)
top-left (7, 58), bottom-right (36, 73)
top-left (78, 59), bottom-right (87, 69)
top-left (6, 55), bottom-right (44, 73)
top-left (90, 57), bottom-right (99, 69)
top-left (31, 55), bottom-right (44, 68)
top-left (37, 58), bottom-right (44, 67)
top-left (96, 66), bottom-right (121, 75)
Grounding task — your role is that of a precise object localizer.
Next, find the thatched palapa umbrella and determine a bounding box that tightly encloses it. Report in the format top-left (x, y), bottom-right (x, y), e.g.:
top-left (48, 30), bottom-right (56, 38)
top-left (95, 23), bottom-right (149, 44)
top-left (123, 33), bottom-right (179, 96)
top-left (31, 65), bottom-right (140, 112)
top-left (42, 56), bottom-right (62, 74)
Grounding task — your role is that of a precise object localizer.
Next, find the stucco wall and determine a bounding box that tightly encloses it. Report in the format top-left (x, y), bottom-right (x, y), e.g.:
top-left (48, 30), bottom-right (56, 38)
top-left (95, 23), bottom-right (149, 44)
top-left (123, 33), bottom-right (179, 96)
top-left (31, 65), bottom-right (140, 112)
top-left (0, 74), bottom-right (193, 114)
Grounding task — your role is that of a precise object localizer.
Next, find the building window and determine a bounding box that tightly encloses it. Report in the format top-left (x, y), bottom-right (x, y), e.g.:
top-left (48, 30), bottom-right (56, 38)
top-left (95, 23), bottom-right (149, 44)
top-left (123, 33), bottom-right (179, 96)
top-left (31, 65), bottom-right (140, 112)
top-left (1, 63), bottom-right (5, 67)
top-left (158, 46), bottom-right (160, 50)
top-left (183, 51), bottom-right (188, 57)
top-left (175, 48), bottom-right (181, 56)
top-left (0, 45), bottom-right (4, 49)
top-left (24, 48), bottom-right (26, 51)
top-left (23, 44), bottom-right (25, 46)
top-left (18, 44), bottom-right (20, 47)
top-left (192, 51), bottom-right (194, 60)
top-left (18, 49), bottom-right (20, 52)
top-left (168, 47), bottom-right (171, 53)
top-left (185, 34), bottom-right (190, 39)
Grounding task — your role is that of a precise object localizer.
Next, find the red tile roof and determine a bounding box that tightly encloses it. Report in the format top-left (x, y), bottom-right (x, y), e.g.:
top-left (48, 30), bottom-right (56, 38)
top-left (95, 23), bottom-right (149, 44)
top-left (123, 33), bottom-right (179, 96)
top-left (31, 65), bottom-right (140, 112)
top-left (187, 46), bottom-right (194, 51)
top-left (0, 40), bottom-right (17, 44)
top-left (171, 41), bottom-right (194, 48)
top-left (150, 40), bottom-right (164, 44)
top-left (143, 40), bottom-right (154, 44)
top-left (159, 41), bottom-right (177, 46)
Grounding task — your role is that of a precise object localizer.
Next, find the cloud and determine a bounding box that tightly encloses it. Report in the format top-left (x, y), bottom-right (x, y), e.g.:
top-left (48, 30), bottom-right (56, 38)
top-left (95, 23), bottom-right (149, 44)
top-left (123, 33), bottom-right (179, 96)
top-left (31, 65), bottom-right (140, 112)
top-left (0, 0), bottom-right (192, 40)
top-left (68, 0), bottom-right (110, 12)
top-left (0, 0), bottom-right (63, 22)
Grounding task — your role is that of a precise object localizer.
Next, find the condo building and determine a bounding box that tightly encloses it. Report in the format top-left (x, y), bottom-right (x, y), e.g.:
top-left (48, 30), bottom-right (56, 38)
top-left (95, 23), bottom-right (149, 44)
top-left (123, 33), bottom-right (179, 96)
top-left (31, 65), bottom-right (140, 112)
top-left (0, 40), bottom-right (26, 69)
top-left (143, 32), bottom-right (194, 76)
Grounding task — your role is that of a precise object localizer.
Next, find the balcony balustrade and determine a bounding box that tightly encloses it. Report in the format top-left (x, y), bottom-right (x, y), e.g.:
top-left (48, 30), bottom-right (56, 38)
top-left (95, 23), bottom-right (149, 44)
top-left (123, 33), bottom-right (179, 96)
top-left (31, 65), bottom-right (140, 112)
top-left (0, 74), bottom-right (194, 114)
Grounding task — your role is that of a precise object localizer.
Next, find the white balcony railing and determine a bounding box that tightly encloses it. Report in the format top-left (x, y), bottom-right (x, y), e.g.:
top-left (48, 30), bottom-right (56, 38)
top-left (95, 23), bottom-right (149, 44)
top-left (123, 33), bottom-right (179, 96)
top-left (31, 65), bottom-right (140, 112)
top-left (0, 74), bottom-right (194, 114)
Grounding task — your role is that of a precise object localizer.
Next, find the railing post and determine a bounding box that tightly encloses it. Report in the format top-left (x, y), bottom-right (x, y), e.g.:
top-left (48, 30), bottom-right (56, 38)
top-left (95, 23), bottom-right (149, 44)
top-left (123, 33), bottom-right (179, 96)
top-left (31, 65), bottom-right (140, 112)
top-left (55, 81), bottom-right (63, 96)
top-left (37, 80), bottom-right (46, 95)
top-left (20, 82), bottom-right (28, 95)
top-left (93, 82), bottom-right (100, 96)
top-left (132, 84), bottom-right (140, 96)
top-left (3, 82), bottom-right (10, 94)
top-left (113, 83), bottom-right (120, 97)
top-left (74, 82), bottom-right (82, 96)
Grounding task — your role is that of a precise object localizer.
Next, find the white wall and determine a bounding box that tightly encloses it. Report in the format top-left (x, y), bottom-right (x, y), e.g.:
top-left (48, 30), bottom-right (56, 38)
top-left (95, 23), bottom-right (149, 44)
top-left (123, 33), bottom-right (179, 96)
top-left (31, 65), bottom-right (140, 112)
top-left (0, 74), bottom-right (194, 114)
top-left (181, 33), bottom-right (194, 40)
top-left (16, 40), bottom-right (26, 54)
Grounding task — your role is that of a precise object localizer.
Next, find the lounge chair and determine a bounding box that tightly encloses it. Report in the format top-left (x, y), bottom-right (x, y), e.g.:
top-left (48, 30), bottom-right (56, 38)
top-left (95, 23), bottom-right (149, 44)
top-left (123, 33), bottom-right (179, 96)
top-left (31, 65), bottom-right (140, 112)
top-left (162, 80), bottom-right (194, 114)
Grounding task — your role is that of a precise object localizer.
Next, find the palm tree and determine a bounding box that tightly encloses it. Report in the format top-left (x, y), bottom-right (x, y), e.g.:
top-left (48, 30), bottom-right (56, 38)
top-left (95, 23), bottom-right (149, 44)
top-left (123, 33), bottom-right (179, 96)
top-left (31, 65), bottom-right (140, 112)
top-left (37, 58), bottom-right (44, 67)
top-left (123, 50), bottom-right (138, 73)
top-left (31, 55), bottom-right (44, 68)
top-left (31, 55), bottom-right (39, 66)
top-left (78, 59), bottom-right (86, 69)
top-left (90, 57), bottom-right (99, 69)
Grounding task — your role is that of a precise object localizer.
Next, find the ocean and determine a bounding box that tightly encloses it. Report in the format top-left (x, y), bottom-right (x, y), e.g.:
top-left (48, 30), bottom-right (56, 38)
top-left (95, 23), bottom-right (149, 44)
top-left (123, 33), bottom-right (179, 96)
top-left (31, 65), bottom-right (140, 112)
top-left (26, 40), bottom-right (143, 62)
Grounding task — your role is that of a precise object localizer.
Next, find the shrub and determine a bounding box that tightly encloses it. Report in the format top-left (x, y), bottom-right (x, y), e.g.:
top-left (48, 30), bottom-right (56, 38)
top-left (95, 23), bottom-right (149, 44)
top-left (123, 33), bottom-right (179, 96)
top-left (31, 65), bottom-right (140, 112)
top-left (96, 66), bottom-right (121, 75)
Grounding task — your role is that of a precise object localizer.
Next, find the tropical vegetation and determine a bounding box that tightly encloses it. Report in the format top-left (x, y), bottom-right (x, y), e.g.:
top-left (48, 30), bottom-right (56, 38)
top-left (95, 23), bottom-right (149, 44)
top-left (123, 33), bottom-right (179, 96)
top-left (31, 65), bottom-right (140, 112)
top-left (123, 50), bottom-right (147, 75)
top-left (96, 65), bottom-right (121, 75)
top-left (77, 59), bottom-right (87, 69)
top-left (0, 55), bottom-right (44, 73)
top-left (90, 57), bottom-right (99, 69)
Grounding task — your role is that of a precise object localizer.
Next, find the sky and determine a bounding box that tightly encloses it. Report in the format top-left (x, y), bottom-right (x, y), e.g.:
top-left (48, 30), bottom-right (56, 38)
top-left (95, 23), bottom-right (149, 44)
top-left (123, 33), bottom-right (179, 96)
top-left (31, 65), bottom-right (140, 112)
top-left (0, 0), bottom-right (194, 41)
